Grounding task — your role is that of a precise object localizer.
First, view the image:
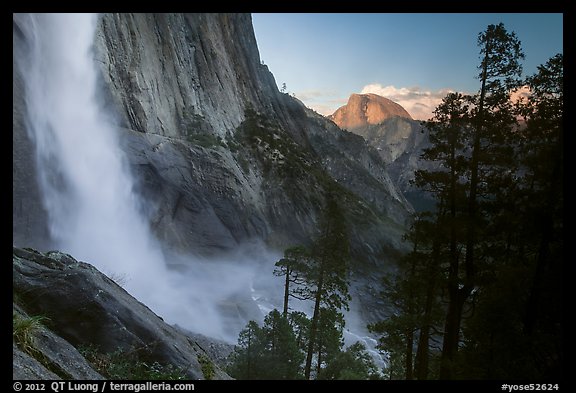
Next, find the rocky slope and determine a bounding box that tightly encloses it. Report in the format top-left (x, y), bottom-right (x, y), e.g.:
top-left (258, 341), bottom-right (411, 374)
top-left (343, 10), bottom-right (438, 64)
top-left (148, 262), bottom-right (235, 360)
top-left (13, 247), bottom-right (231, 380)
top-left (329, 94), bottom-right (434, 210)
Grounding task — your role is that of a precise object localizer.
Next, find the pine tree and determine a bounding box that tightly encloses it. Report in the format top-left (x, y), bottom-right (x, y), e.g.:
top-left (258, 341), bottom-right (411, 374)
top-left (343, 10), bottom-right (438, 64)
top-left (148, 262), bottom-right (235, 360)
top-left (320, 342), bottom-right (378, 380)
top-left (373, 23), bottom-right (525, 380)
top-left (314, 307), bottom-right (345, 376)
top-left (435, 24), bottom-right (524, 379)
top-left (369, 213), bottom-right (444, 380)
top-left (457, 54), bottom-right (563, 379)
top-left (227, 311), bottom-right (305, 379)
top-left (274, 246), bottom-right (314, 316)
top-left (227, 321), bottom-right (264, 379)
top-left (517, 54), bottom-right (563, 341)
top-left (303, 194), bottom-right (351, 379)
top-left (288, 311), bottom-right (310, 352)
top-left (259, 310), bottom-right (305, 379)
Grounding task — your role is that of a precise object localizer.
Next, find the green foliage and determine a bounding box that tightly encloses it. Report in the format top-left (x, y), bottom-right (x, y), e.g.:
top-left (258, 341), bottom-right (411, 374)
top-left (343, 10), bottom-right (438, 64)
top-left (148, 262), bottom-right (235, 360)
top-left (197, 354), bottom-right (215, 380)
top-left (455, 53), bottom-right (563, 380)
top-left (79, 345), bottom-right (186, 380)
top-left (260, 310), bottom-right (306, 379)
top-left (228, 197), bottom-right (382, 380)
top-left (302, 195), bottom-right (351, 379)
top-left (313, 307), bottom-right (345, 373)
top-left (274, 246), bottom-right (317, 316)
top-left (227, 321), bottom-right (262, 379)
top-left (319, 342), bottom-right (378, 380)
top-left (371, 24), bottom-right (562, 380)
top-left (306, 195), bottom-right (352, 311)
top-left (186, 133), bottom-right (226, 148)
top-left (477, 23), bottom-right (525, 90)
top-left (236, 109), bottom-right (310, 178)
top-left (13, 312), bottom-right (49, 355)
top-left (288, 311), bottom-right (310, 352)
top-left (227, 311), bottom-right (305, 379)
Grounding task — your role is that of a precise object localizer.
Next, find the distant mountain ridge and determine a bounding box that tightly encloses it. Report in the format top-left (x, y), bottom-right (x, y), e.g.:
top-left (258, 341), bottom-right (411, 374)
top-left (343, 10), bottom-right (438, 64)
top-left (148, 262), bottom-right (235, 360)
top-left (329, 93), bottom-right (435, 211)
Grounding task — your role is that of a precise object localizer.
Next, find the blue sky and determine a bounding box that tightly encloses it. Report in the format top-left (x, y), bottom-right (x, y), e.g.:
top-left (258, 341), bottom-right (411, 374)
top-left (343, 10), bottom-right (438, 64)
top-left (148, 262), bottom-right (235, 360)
top-left (252, 13), bottom-right (563, 119)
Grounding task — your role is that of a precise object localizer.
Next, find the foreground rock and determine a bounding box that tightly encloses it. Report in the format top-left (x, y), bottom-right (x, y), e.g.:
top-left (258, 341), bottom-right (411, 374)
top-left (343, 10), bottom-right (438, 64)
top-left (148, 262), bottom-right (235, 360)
top-left (13, 304), bottom-right (104, 380)
top-left (13, 247), bottom-right (232, 380)
top-left (13, 343), bottom-right (61, 380)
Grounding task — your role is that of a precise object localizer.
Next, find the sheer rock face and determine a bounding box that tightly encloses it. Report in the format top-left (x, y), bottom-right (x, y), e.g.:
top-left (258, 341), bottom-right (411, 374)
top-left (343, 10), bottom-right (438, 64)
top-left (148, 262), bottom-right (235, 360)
top-left (329, 93), bottom-right (413, 131)
top-left (93, 13), bottom-right (282, 139)
top-left (13, 247), bottom-right (232, 380)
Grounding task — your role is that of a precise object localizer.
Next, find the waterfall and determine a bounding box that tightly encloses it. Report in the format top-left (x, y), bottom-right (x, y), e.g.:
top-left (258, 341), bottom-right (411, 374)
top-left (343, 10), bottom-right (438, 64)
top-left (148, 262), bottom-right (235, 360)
top-left (13, 14), bottom-right (275, 342)
top-left (14, 13), bottom-right (216, 335)
top-left (15, 13), bottom-right (166, 289)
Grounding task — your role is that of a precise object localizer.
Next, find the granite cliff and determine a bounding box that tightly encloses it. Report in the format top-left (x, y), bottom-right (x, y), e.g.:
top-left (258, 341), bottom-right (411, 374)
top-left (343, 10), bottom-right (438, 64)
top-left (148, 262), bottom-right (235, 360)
top-left (329, 93), bottom-right (413, 130)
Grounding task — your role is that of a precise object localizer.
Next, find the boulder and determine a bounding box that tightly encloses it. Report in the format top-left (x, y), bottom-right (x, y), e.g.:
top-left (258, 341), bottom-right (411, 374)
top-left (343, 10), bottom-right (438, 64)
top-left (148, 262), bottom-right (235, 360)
top-left (13, 247), bottom-right (232, 380)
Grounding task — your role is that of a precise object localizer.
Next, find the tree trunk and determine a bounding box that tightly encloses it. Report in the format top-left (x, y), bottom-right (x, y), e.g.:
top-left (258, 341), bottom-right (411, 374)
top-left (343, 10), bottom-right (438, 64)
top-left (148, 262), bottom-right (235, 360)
top-left (405, 328), bottom-right (414, 380)
top-left (439, 289), bottom-right (468, 379)
top-left (439, 40), bottom-right (490, 380)
top-left (283, 266), bottom-right (290, 317)
top-left (304, 270), bottom-right (324, 379)
top-left (414, 249), bottom-right (438, 379)
top-left (523, 129), bottom-right (561, 335)
top-left (316, 336), bottom-right (323, 377)
top-left (414, 322), bottom-right (430, 379)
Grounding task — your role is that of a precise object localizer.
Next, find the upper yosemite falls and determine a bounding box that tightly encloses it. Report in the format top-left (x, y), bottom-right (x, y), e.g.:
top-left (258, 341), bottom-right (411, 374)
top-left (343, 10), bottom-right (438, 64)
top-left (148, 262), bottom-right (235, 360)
top-left (13, 13), bottom-right (563, 381)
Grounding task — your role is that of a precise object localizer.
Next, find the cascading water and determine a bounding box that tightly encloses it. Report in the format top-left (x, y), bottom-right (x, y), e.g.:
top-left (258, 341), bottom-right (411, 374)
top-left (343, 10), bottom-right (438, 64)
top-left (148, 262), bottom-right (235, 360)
top-left (16, 12), bottom-right (167, 301)
top-left (13, 13), bottom-right (264, 342)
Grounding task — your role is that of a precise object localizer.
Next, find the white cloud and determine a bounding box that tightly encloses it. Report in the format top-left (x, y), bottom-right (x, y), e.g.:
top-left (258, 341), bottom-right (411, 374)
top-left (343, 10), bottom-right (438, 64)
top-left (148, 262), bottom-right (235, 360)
top-left (308, 103), bottom-right (342, 116)
top-left (510, 85), bottom-right (531, 105)
top-left (295, 89), bottom-right (333, 101)
top-left (293, 90), bottom-right (347, 116)
top-left (293, 84), bottom-right (531, 121)
top-left (360, 84), bottom-right (455, 120)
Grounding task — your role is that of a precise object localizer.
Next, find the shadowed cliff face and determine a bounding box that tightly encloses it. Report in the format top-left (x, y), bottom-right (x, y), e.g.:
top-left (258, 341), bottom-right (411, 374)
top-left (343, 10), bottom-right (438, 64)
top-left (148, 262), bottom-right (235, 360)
top-left (13, 13), bottom-right (413, 334)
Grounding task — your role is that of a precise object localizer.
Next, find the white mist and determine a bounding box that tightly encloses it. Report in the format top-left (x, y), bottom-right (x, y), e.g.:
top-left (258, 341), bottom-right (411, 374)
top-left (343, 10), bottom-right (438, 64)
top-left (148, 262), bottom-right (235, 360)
top-left (15, 13), bottom-right (268, 342)
top-left (18, 12), bottom-right (166, 297)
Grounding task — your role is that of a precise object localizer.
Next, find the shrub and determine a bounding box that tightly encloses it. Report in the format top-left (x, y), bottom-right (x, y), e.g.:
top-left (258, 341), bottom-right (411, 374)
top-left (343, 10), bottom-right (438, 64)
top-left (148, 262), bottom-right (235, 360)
top-left (13, 312), bottom-right (49, 355)
top-left (197, 354), bottom-right (215, 380)
top-left (79, 345), bottom-right (186, 380)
